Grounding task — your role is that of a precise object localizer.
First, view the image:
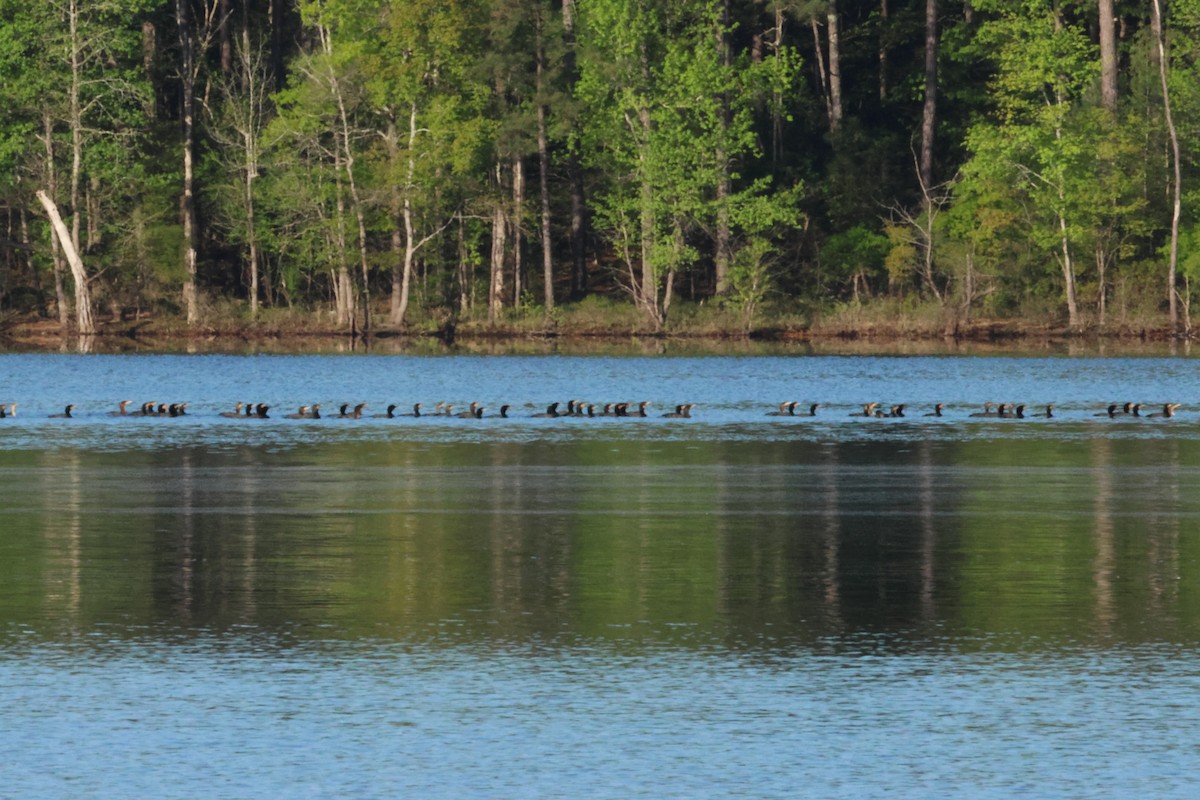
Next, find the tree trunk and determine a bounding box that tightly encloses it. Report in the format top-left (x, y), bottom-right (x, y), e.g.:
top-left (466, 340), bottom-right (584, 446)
top-left (536, 11), bottom-right (554, 312)
top-left (219, 0), bottom-right (232, 74)
top-left (41, 115), bottom-right (70, 331)
top-left (879, 0), bottom-right (888, 101)
top-left (919, 0), bottom-right (937, 192)
top-left (827, 1), bottom-right (842, 131)
top-left (176, 0), bottom-right (199, 324)
top-left (1059, 212), bottom-right (1079, 328)
top-left (1098, 0), bottom-right (1117, 112)
top-left (390, 102), bottom-right (420, 327)
top-left (563, 0), bottom-right (588, 300)
top-left (810, 18), bottom-right (831, 129)
top-left (241, 27), bottom-right (259, 317)
top-left (713, 0), bottom-right (732, 296)
top-left (69, 0), bottom-right (83, 256)
top-left (512, 155), bottom-right (524, 307)
top-left (36, 190), bottom-right (94, 335)
top-left (1152, 0), bottom-right (1180, 331)
top-left (489, 162), bottom-right (506, 325)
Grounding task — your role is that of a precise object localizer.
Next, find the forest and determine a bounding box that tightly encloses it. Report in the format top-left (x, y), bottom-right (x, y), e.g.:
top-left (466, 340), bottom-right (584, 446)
top-left (0, 0), bottom-right (1196, 339)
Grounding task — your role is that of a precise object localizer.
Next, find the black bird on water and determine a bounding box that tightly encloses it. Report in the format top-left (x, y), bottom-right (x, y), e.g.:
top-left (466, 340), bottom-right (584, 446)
top-left (48, 404), bottom-right (75, 418)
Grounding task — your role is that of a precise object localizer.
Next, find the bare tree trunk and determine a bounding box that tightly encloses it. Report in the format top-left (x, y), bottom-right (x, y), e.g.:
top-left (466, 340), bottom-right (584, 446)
top-left (1059, 212), bottom-right (1079, 327)
top-left (143, 21), bottom-right (158, 119)
top-left (1152, 0), bottom-right (1180, 331)
top-left (332, 153), bottom-right (354, 329)
top-left (919, 0), bottom-right (937, 191)
top-left (512, 155), bottom-right (524, 307)
top-left (489, 162), bottom-right (506, 325)
top-left (391, 102), bottom-right (419, 327)
top-left (68, 0), bottom-right (83, 255)
top-left (827, 0), bottom-right (842, 131)
top-left (810, 18), bottom-right (831, 128)
top-left (536, 11), bottom-right (555, 312)
top-left (1099, 0), bottom-right (1117, 112)
top-left (241, 26), bottom-right (260, 316)
top-left (879, 0), bottom-right (888, 101)
top-left (36, 190), bottom-right (94, 335)
top-left (772, 5), bottom-right (784, 164)
top-left (320, 24), bottom-right (370, 336)
top-left (563, 0), bottom-right (588, 299)
top-left (714, 0), bottom-right (732, 296)
top-left (176, 0), bottom-right (200, 324)
top-left (42, 115), bottom-right (70, 330)
top-left (219, 0), bottom-right (232, 74)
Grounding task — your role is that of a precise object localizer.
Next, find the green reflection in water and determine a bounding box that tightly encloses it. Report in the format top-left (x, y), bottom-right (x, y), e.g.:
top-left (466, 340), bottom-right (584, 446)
top-left (3, 436), bottom-right (1200, 651)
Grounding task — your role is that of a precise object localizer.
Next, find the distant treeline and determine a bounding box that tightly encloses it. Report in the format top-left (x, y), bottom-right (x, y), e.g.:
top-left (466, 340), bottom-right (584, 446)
top-left (0, 1), bottom-right (1196, 335)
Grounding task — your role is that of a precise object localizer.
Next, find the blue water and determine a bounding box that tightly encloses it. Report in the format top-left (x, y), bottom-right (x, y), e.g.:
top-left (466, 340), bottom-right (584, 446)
top-left (2, 351), bottom-right (1200, 798)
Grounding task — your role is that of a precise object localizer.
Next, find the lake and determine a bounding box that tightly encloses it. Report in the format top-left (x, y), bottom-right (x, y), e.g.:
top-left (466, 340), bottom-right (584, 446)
top-left (1, 349), bottom-right (1199, 797)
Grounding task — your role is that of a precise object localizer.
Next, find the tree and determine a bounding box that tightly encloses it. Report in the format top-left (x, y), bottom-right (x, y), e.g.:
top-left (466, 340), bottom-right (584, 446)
top-left (960, 2), bottom-right (1099, 327)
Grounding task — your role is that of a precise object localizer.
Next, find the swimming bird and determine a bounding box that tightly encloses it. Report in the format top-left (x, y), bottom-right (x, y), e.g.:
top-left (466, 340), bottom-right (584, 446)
top-left (0, 403), bottom-right (13, 418)
top-left (799, 403), bottom-right (820, 417)
top-left (284, 406), bottom-right (311, 419)
top-left (923, 403), bottom-right (945, 417)
top-left (336, 403), bottom-right (351, 418)
top-left (627, 401), bottom-right (651, 417)
top-left (968, 402), bottom-right (996, 418)
top-left (532, 402), bottom-right (561, 418)
top-left (1030, 404), bottom-right (1055, 418)
top-left (48, 404), bottom-right (75, 418)
top-left (398, 403), bottom-right (422, 417)
top-left (767, 401), bottom-right (797, 417)
top-left (850, 402), bottom-right (879, 417)
top-left (455, 402), bottom-right (480, 418)
top-left (663, 403), bottom-right (694, 418)
top-left (373, 404), bottom-right (398, 419)
top-left (254, 404), bottom-right (270, 418)
top-left (1093, 403), bottom-right (1119, 418)
top-left (498, 405), bottom-right (510, 418)
top-left (1146, 403), bottom-right (1181, 418)
top-left (887, 404), bottom-right (907, 418)
top-left (109, 400), bottom-right (133, 416)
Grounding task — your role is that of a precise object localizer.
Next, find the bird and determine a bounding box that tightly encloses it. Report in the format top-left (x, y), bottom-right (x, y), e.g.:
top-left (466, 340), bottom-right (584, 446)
top-left (0, 403), bottom-right (14, 418)
top-left (48, 404), bottom-right (75, 418)
top-left (663, 403), bottom-right (694, 418)
top-left (799, 403), bottom-right (820, 417)
top-left (532, 402), bottom-right (561, 418)
top-left (1146, 403), bottom-right (1181, 418)
top-left (254, 404), bottom-right (270, 418)
top-left (924, 403), bottom-right (945, 417)
top-left (767, 401), bottom-right (797, 416)
top-left (497, 405), bottom-right (510, 418)
top-left (109, 400), bottom-right (133, 416)
top-left (626, 401), bottom-right (651, 417)
top-left (398, 403), bottom-right (423, 417)
top-left (284, 406), bottom-right (311, 419)
top-left (968, 402), bottom-right (996, 418)
top-left (850, 402), bottom-right (879, 417)
top-left (373, 404), bottom-right (398, 419)
top-left (1030, 404), bottom-right (1055, 418)
top-left (455, 402), bottom-right (480, 418)
top-left (219, 402), bottom-right (244, 422)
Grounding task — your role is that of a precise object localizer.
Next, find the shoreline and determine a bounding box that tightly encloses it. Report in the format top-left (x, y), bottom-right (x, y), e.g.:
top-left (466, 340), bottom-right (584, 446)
top-left (0, 313), bottom-right (1193, 356)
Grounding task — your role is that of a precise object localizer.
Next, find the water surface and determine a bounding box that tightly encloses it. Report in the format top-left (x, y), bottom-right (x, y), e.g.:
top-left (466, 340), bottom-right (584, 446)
top-left (2, 352), bottom-right (1199, 798)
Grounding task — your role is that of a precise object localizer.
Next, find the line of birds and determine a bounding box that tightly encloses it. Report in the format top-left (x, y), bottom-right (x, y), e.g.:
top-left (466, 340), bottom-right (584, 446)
top-left (0, 399), bottom-right (1184, 420)
top-left (771, 400), bottom-right (1182, 419)
top-left (4, 399), bottom-right (697, 420)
